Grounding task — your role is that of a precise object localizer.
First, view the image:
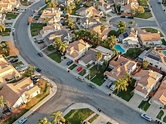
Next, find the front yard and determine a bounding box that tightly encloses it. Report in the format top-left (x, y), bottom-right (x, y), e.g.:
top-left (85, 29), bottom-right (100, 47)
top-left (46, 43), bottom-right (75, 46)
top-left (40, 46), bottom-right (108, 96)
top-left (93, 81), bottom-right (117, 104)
top-left (138, 0), bottom-right (148, 6)
top-left (138, 100), bottom-right (151, 111)
top-left (48, 52), bottom-right (62, 63)
top-left (0, 28), bottom-right (11, 36)
top-left (142, 28), bottom-right (163, 37)
top-left (124, 48), bottom-right (143, 59)
top-left (69, 64), bottom-right (77, 70)
top-left (79, 69), bottom-right (86, 76)
top-left (156, 110), bottom-right (164, 120)
top-left (64, 108), bottom-right (94, 124)
top-left (6, 13), bottom-right (19, 19)
top-left (30, 23), bottom-right (46, 36)
top-left (134, 12), bottom-right (152, 19)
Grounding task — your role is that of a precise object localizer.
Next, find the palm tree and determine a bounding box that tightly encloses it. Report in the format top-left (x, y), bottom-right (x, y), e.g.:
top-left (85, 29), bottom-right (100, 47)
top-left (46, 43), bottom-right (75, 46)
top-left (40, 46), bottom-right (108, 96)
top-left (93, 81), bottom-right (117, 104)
top-left (48, 2), bottom-right (57, 8)
top-left (0, 23), bottom-right (5, 33)
top-left (95, 52), bottom-right (103, 70)
top-left (53, 37), bottom-right (62, 49)
top-left (44, 17), bottom-right (50, 23)
top-left (113, 78), bottom-right (129, 93)
top-left (65, 6), bottom-right (72, 15)
top-left (58, 43), bottom-right (68, 54)
top-left (38, 117), bottom-right (51, 124)
top-left (51, 111), bottom-right (66, 124)
top-left (0, 96), bottom-right (8, 108)
top-left (117, 20), bottom-right (126, 34)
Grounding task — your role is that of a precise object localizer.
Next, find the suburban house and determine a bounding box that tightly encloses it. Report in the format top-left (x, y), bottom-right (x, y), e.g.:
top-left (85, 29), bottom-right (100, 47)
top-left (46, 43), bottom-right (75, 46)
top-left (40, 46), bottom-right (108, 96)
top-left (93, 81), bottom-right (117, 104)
top-left (40, 23), bottom-right (61, 38)
top-left (79, 46), bottom-right (114, 67)
top-left (48, 30), bottom-right (71, 44)
top-left (0, 13), bottom-right (6, 23)
top-left (0, 78), bottom-right (40, 109)
top-left (0, 55), bottom-right (21, 83)
top-left (151, 79), bottom-right (166, 107)
top-left (76, 6), bottom-right (103, 17)
top-left (119, 28), bottom-right (140, 47)
top-left (90, 25), bottom-right (111, 40)
top-left (138, 29), bottom-right (162, 46)
top-left (123, 0), bottom-right (139, 13)
top-left (97, 0), bottom-right (114, 14)
top-left (0, 0), bottom-right (19, 12)
top-left (142, 49), bottom-right (166, 72)
top-left (79, 17), bottom-right (101, 29)
top-left (104, 56), bottom-right (137, 81)
top-left (134, 69), bottom-right (163, 98)
top-left (39, 8), bottom-right (62, 23)
top-left (64, 0), bottom-right (74, 6)
top-left (65, 39), bottom-right (90, 61)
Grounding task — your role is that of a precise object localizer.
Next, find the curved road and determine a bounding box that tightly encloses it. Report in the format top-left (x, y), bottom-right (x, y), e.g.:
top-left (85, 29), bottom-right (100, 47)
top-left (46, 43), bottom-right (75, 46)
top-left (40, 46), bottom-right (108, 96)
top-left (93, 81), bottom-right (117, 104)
top-left (14, 1), bottom-right (152, 124)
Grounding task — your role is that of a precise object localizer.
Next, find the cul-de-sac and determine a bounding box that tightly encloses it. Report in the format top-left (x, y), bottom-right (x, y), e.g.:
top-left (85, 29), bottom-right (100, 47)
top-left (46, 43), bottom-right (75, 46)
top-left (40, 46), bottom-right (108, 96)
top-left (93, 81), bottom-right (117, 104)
top-left (0, 0), bottom-right (165, 124)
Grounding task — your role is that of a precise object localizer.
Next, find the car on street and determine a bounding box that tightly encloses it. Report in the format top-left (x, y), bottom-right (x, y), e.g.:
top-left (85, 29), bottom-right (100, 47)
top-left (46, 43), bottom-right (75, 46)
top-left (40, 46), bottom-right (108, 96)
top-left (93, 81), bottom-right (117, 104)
top-left (12, 28), bottom-right (15, 32)
top-left (66, 60), bottom-right (73, 66)
top-left (35, 68), bottom-right (41, 72)
top-left (141, 113), bottom-right (152, 121)
top-left (87, 83), bottom-right (95, 89)
top-left (77, 66), bottom-right (82, 72)
top-left (76, 76), bottom-right (84, 82)
top-left (16, 117), bottom-right (27, 124)
top-left (37, 52), bottom-right (43, 57)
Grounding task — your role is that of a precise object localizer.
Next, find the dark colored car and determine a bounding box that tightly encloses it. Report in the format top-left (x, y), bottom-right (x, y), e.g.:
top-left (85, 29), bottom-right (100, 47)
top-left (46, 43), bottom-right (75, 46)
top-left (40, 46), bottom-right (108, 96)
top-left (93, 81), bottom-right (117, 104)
top-left (87, 83), bottom-right (95, 89)
top-left (37, 40), bottom-right (44, 44)
top-left (66, 60), bottom-right (73, 66)
top-left (37, 52), bottom-right (43, 57)
top-left (128, 16), bottom-right (134, 19)
top-left (10, 58), bottom-right (18, 63)
top-left (120, 16), bottom-right (125, 18)
top-left (35, 68), bottom-right (41, 72)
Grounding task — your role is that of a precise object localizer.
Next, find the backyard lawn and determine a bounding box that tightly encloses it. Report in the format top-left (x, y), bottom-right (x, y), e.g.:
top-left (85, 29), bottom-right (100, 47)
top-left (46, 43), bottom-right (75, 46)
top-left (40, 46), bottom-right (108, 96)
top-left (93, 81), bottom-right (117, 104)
top-left (79, 69), bottom-right (86, 76)
top-left (156, 110), bottom-right (164, 120)
top-left (0, 28), bottom-right (11, 36)
top-left (48, 52), bottom-right (61, 63)
top-left (69, 64), bottom-right (77, 70)
top-left (6, 13), bottom-right (19, 19)
top-left (124, 48), bottom-right (143, 59)
top-left (142, 28), bottom-right (163, 37)
top-left (88, 114), bottom-right (99, 123)
top-left (134, 12), bottom-right (152, 19)
top-left (138, 100), bottom-right (151, 111)
top-left (30, 23), bottom-right (46, 36)
top-left (65, 108), bottom-right (94, 124)
top-left (137, 0), bottom-right (148, 6)
top-left (162, 39), bottom-right (166, 45)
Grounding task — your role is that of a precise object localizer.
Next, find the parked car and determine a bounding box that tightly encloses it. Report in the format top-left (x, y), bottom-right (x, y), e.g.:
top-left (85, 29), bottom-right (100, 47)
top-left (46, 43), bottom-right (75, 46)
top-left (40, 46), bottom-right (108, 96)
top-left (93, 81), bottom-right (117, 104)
top-left (10, 58), bottom-right (18, 63)
top-left (37, 52), bottom-right (43, 57)
top-left (30, 76), bottom-right (40, 83)
top-left (66, 60), bottom-right (73, 66)
top-left (128, 16), bottom-right (134, 19)
top-left (77, 66), bottom-right (82, 72)
top-left (37, 40), bottom-right (44, 44)
top-left (110, 84), bottom-right (116, 91)
top-left (141, 113), bottom-right (152, 121)
top-left (35, 68), bottom-right (41, 72)
top-left (120, 16), bottom-right (125, 18)
top-left (87, 83), bottom-right (95, 89)
top-left (16, 117), bottom-right (27, 124)
top-left (158, 1), bottom-right (162, 4)
top-left (76, 76), bottom-right (84, 82)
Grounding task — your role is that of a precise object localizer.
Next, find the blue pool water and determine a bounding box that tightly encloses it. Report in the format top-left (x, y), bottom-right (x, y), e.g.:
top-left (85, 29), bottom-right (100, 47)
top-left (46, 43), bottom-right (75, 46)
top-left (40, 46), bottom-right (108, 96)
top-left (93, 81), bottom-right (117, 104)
top-left (114, 45), bottom-right (125, 54)
top-left (163, 50), bottom-right (166, 56)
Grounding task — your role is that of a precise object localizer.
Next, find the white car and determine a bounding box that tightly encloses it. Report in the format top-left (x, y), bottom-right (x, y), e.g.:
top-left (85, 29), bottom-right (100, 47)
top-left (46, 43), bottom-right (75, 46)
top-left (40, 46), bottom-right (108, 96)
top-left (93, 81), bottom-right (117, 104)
top-left (16, 117), bottom-right (27, 124)
top-left (141, 113), bottom-right (152, 121)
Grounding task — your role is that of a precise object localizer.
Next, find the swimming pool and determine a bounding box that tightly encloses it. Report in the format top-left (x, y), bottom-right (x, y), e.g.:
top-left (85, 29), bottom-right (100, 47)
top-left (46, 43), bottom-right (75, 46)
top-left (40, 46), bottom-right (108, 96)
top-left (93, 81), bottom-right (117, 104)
top-left (163, 50), bottom-right (166, 56)
top-left (114, 45), bottom-right (125, 54)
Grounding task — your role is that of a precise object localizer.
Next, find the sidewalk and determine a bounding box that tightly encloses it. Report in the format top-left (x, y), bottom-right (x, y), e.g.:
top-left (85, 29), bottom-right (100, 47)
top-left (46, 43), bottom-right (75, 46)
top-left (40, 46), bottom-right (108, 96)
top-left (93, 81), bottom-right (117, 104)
top-left (13, 76), bottom-right (57, 124)
top-left (62, 103), bottom-right (119, 124)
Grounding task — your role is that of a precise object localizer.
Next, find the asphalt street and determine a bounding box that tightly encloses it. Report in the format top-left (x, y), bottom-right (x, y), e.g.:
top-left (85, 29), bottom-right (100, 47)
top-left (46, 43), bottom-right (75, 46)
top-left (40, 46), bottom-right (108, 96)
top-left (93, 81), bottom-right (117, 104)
top-left (14, 0), bottom-right (153, 124)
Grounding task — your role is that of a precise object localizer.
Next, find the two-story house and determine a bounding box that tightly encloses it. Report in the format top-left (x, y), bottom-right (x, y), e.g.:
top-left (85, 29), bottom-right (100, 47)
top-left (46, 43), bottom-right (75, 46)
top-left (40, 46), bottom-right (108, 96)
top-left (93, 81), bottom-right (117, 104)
top-left (79, 46), bottom-right (114, 67)
top-left (0, 78), bottom-right (40, 109)
top-left (134, 69), bottom-right (163, 98)
top-left (151, 79), bottom-right (166, 107)
top-left (138, 29), bottom-right (162, 46)
top-left (65, 39), bottom-right (90, 61)
top-left (0, 55), bottom-right (21, 83)
top-left (123, 0), bottom-right (139, 13)
top-left (104, 56), bottom-right (137, 81)
top-left (40, 23), bottom-right (61, 38)
top-left (0, 0), bottom-right (19, 12)
top-left (97, 0), bottom-right (114, 14)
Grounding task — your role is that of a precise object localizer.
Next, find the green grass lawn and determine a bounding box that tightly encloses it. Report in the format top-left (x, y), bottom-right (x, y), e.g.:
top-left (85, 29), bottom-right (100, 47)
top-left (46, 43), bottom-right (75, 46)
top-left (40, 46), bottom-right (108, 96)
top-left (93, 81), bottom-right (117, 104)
top-left (163, 115), bottom-right (166, 123)
top-left (156, 110), bottom-right (164, 120)
top-left (134, 12), bottom-right (152, 19)
top-left (6, 13), bottom-right (19, 19)
top-left (124, 48), bottom-right (143, 59)
top-left (69, 64), bottom-right (77, 70)
top-left (30, 23), bottom-right (46, 36)
top-left (12, 61), bottom-right (24, 67)
top-left (65, 108), bottom-right (94, 124)
top-left (88, 114), bottom-right (99, 123)
top-left (113, 84), bottom-right (135, 101)
top-left (138, 0), bottom-right (148, 6)
top-left (0, 28), bottom-right (11, 36)
top-left (48, 52), bottom-right (61, 63)
top-left (138, 100), bottom-right (151, 111)
top-left (142, 28), bottom-right (163, 37)
top-left (47, 45), bottom-right (55, 51)
top-left (91, 73), bottom-right (105, 86)
top-left (162, 39), bottom-right (166, 45)
top-left (79, 69), bottom-right (86, 76)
